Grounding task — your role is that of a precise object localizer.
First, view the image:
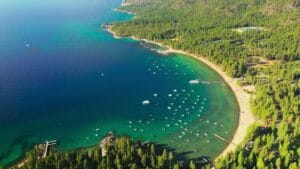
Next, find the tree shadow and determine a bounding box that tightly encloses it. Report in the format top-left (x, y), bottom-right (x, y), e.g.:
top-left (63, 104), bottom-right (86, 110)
top-left (152, 142), bottom-right (212, 168)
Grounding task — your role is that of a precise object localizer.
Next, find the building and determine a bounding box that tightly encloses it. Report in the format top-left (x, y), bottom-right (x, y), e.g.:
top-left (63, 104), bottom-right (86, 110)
top-left (99, 132), bottom-right (116, 157)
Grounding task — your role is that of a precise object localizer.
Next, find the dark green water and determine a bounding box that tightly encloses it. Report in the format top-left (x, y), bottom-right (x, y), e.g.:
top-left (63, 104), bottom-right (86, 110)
top-left (0, 0), bottom-right (238, 166)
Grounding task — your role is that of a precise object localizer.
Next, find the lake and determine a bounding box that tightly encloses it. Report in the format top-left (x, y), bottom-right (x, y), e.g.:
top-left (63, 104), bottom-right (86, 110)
top-left (0, 0), bottom-right (238, 166)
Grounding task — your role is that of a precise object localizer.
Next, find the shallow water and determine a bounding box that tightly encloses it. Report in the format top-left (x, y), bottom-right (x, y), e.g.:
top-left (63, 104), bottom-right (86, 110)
top-left (0, 0), bottom-right (238, 166)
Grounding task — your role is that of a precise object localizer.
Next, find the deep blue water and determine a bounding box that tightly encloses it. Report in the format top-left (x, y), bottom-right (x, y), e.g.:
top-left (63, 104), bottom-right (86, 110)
top-left (0, 0), bottom-right (238, 166)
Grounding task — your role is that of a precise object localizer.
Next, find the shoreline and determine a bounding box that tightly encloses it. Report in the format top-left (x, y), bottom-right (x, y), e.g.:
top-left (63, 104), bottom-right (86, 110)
top-left (106, 26), bottom-right (255, 160)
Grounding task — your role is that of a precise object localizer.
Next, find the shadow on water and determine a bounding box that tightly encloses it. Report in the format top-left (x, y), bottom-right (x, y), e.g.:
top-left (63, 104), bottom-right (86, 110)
top-left (153, 142), bottom-right (212, 168)
top-left (2, 135), bottom-right (213, 169)
top-left (1, 135), bottom-right (32, 168)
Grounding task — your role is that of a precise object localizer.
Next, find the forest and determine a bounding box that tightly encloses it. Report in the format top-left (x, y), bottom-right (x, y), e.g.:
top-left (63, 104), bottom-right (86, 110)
top-left (11, 137), bottom-right (197, 169)
top-left (214, 62), bottom-right (300, 169)
top-left (112, 0), bottom-right (300, 77)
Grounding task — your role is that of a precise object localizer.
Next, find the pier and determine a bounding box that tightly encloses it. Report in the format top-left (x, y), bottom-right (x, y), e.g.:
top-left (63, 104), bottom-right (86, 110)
top-left (214, 134), bottom-right (237, 146)
top-left (43, 140), bottom-right (57, 158)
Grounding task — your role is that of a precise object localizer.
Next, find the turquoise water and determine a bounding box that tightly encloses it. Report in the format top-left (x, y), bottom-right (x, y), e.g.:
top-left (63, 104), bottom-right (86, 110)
top-left (0, 0), bottom-right (238, 166)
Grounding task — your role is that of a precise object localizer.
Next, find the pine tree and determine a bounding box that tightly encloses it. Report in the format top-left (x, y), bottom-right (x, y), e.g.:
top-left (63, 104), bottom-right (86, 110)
top-left (189, 160), bottom-right (196, 169)
top-left (150, 144), bottom-right (155, 155)
top-left (130, 163), bottom-right (137, 169)
top-left (169, 152), bottom-right (175, 167)
top-left (173, 162), bottom-right (180, 169)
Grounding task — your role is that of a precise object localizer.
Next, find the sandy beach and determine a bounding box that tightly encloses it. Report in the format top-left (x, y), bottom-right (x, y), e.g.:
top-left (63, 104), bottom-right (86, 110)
top-left (107, 26), bottom-right (256, 159)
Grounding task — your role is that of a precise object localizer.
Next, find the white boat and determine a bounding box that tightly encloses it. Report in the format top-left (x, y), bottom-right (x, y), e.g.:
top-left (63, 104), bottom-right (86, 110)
top-left (189, 79), bottom-right (200, 84)
top-left (142, 100), bottom-right (150, 105)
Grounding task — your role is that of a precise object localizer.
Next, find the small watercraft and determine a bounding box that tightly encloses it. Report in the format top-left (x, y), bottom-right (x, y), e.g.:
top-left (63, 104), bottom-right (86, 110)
top-left (142, 100), bottom-right (150, 105)
top-left (189, 79), bottom-right (200, 84)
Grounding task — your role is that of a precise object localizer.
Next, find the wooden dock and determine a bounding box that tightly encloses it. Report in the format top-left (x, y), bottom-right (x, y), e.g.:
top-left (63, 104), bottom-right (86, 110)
top-left (214, 134), bottom-right (237, 146)
top-left (43, 140), bottom-right (57, 158)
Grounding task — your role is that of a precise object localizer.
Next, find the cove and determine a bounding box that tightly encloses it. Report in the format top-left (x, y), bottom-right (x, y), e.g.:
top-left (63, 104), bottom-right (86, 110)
top-left (0, 0), bottom-right (238, 166)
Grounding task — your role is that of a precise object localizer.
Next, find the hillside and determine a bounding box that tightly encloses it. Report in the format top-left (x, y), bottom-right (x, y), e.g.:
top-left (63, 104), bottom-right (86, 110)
top-left (113, 0), bottom-right (299, 77)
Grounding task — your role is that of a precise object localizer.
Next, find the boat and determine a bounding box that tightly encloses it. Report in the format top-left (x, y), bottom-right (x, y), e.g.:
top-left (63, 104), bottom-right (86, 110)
top-left (189, 79), bottom-right (200, 84)
top-left (142, 100), bottom-right (150, 105)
